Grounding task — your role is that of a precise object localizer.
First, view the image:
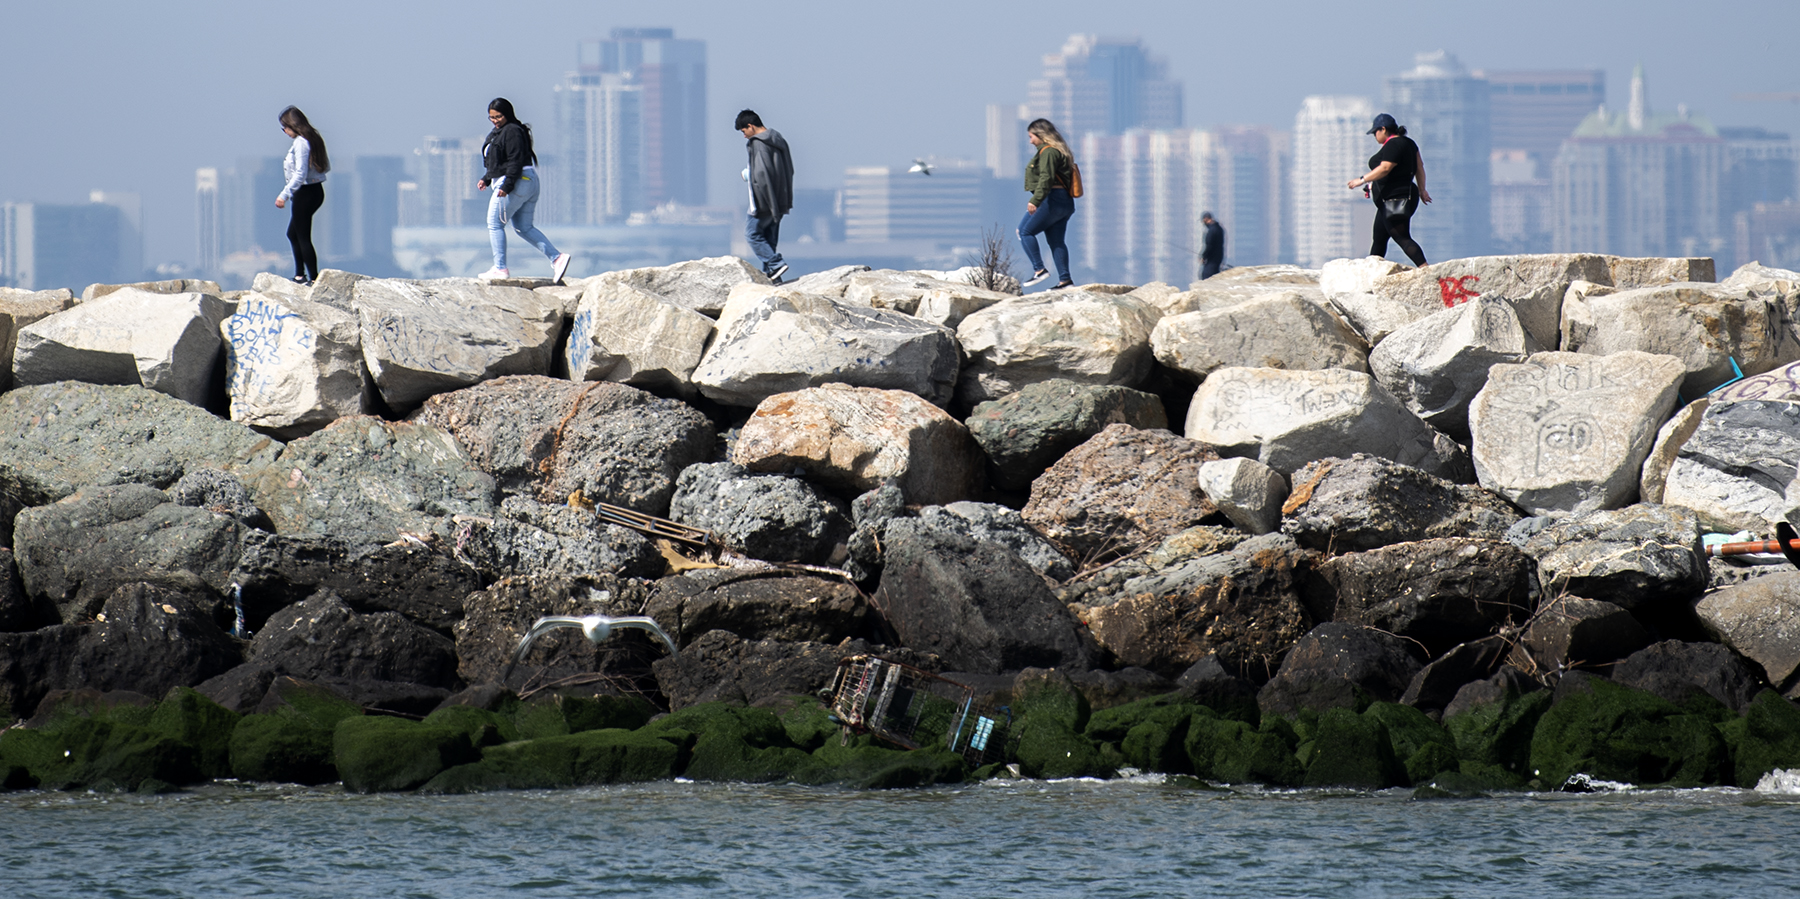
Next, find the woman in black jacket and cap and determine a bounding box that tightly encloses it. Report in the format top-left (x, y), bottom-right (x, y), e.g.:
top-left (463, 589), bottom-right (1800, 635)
top-left (1348, 112), bottom-right (1432, 267)
top-left (477, 98), bottom-right (572, 282)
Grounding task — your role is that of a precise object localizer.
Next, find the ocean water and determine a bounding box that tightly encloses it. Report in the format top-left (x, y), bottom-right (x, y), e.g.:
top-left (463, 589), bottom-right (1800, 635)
top-left (4, 776), bottom-right (1800, 898)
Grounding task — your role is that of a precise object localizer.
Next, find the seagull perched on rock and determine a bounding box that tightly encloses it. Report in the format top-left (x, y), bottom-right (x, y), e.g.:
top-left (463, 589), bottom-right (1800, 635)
top-left (908, 158), bottom-right (933, 176)
top-left (512, 614), bottom-right (679, 663)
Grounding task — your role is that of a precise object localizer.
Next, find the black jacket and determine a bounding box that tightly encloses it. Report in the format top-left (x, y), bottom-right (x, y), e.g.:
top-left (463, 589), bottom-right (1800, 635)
top-left (481, 122), bottom-right (536, 189)
top-left (747, 129), bottom-right (794, 221)
top-left (1201, 220), bottom-right (1225, 263)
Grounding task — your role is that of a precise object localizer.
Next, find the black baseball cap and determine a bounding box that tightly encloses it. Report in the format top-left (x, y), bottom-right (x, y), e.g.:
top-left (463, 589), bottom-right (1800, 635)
top-left (1367, 113), bottom-right (1398, 134)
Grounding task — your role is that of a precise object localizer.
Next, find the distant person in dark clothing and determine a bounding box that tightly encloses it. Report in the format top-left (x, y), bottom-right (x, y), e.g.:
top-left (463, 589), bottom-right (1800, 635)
top-left (738, 109), bottom-right (794, 283)
top-left (1348, 112), bottom-right (1431, 267)
top-left (1199, 211), bottom-right (1225, 279)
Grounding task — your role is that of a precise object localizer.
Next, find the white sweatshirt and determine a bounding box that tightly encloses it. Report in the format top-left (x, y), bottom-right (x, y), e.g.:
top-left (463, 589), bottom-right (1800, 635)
top-left (279, 135), bottom-right (326, 201)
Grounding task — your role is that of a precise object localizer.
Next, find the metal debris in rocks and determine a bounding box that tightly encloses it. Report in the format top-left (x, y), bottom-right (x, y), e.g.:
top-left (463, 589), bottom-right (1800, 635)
top-left (825, 655), bottom-right (1012, 767)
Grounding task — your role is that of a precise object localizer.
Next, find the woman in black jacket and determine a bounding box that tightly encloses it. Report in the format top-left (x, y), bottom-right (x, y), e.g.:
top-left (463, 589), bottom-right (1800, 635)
top-left (477, 98), bottom-right (572, 282)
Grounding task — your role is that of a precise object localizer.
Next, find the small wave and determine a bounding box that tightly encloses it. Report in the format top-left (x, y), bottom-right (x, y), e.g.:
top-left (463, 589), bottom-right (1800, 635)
top-left (1558, 773), bottom-right (1634, 793)
top-left (1753, 768), bottom-right (1800, 793)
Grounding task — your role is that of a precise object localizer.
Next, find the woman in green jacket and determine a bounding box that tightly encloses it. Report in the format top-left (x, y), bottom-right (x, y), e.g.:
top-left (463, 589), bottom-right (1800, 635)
top-left (1019, 118), bottom-right (1076, 289)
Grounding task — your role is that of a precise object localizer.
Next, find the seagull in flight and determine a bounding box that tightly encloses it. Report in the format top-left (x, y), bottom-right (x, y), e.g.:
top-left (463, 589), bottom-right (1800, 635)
top-left (908, 158), bottom-right (934, 176)
top-left (512, 614), bottom-right (679, 663)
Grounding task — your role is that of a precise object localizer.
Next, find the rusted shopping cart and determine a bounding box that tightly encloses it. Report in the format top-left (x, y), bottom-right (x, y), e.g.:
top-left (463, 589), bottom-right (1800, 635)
top-left (825, 655), bottom-right (1012, 767)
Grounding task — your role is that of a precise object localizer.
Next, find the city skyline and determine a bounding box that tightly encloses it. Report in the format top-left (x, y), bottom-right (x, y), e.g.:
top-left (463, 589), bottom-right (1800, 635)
top-left (3, 1), bottom-right (1799, 273)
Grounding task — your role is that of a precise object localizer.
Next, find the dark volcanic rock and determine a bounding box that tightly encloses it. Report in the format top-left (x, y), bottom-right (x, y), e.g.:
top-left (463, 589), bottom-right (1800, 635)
top-left (231, 531), bottom-right (483, 636)
top-left (1514, 597), bottom-right (1651, 676)
top-left (914, 503), bottom-right (1074, 582)
top-left (1519, 504), bottom-right (1706, 611)
top-left (1257, 622), bottom-right (1424, 716)
top-left (1400, 635), bottom-right (1510, 712)
top-left (872, 519), bottom-right (1098, 675)
top-left (1022, 423), bottom-right (1219, 564)
top-left (649, 630), bottom-right (862, 710)
top-left (415, 375), bottom-right (715, 514)
top-left (453, 574), bottom-right (662, 693)
top-left (1082, 533), bottom-right (1315, 681)
top-left (643, 570), bottom-right (868, 647)
top-left (450, 496), bottom-right (661, 582)
top-left (1281, 454), bottom-right (1520, 553)
top-left (966, 379), bottom-right (1169, 491)
top-left (249, 594), bottom-right (460, 689)
top-left (168, 467), bottom-right (273, 530)
top-left (1612, 640), bottom-right (1762, 713)
top-left (0, 548), bottom-right (58, 633)
top-left (13, 484), bottom-right (242, 624)
top-left (1310, 537), bottom-right (1534, 657)
top-left (668, 462), bottom-right (850, 565)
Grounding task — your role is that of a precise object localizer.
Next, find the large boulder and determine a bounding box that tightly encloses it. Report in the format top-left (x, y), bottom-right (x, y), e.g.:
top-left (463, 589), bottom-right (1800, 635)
top-left (691, 288), bottom-right (961, 407)
top-left (1368, 296), bottom-right (1541, 441)
top-left (1256, 622), bottom-right (1424, 715)
top-left (1661, 398), bottom-right (1800, 532)
top-left (1367, 254), bottom-right (1613, 350)
top-left (454, 574), bottom-right (662, 691)
top-left (1196, 457), bottom-right (1288, 536)
top-left (1639, 398), bottom-right (1709, 505)
top-left (83, 278), bottom-right (222, 302)
top-left (414, 376), bottom-right (714, 513)
top-left (1468, 351), bottom-right (1686, 515)
top-left (1310, 538), bottom-right (1534, 658)
top-left (588, 256), bottom-right (770, 317)
top-left (668, 463), bottom-right (850, 565)
top-left (0, 382), bottom-right (282, 546)
top-left (955, 291), bottom-right (1158, 405)
top-left (1150, 289), bottom-right (1368, 383)
top-left (13, 288), bottom-right (229, 406)
top-left (843, 271), bottom-right (1014, 328)
top-left (1695, 572), bottom-right (1800, 694)
top-left (731, 384), bottom-right (981, 506)
top-left (245, 416), bottom-right (495, 543)
top-left (1562, 282), bottom-right (1800, 399)
top-left (220, 291), bottom-right (366, 438)
top-left (353, 278), bottom-right (562, 411)
top-left (1514, 597), bottom-right (1650, 674)
top-left (0, 548), bottom-right (56, 633)
top-left (1080, 533), bottom-right (1315, 680)
top-left (964, 379), bottom-right (1167, 492)
top-left (450, 496), bottom-right (662, 582)
top-left (249, 593), bottom-right (460, 689)
top-left (913, 502), bottom-right (1074, 582)
top-left (1612, 640), bottom-right (1762, 714)
top-left (1021, 424), bottom-right (1218, 564)
top-left (13, 484), bottom-right (242, 624)
top-left (642, 570), bottom-right (867, 646)
top-left (1517, 504), bottom-right (1706, 611)
top-left (1281, 455), bottom-right (1521, 553)
top-left (649, 630), bottom-right (860, 710)
top-left (873, 520), bottom-right (1098, 675)
top-left (0, 286), bottom-right (75, 392)
top-left (1186, 366), bottom-right (1465, 478)
top-left (1605, 256), bottom-right (1715, 288)
top-left (230, 531), bottom-right (482, 636)
top-left (563, 280), bottom-right (716, 394)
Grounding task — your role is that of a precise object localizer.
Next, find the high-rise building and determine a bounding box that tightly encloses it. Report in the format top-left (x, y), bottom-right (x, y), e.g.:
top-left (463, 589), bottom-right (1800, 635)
top-left (1026, 35), bottom-right (1182, 145)
top-left (413, 138), bottom-right (486, 227)
top-left (1735, 201), bottom-right (1800, 269)
top-left (195, 168), bottom-right (221, 273)
top-left (1490, 149), bottom-right (1553, 254)
top-left (1292, 96), bottom-right (1377, 268)
top-left (1481, 69), bottom-right (1606, 179)
top-left (1382, 51), bottom-right (1491, 260)
top-left (1721, 127), bottom-right (1798, 232)
top-left (351, 156), bottom-right (406, 267)
top-left (218, 156), bottom-right (287, 256)
top-left (841, 160), bottom-right (984, 245)
top-left (986, 103), bottom-right (1030, 179)
top-left (1552, 66), bottom-right (1727, 257)
top-left (555, 72), bottom-right (643, 223)
top-left (88, 191), bottom-right (142, 281)
top-left (1, 201), bottom-right (126, 291)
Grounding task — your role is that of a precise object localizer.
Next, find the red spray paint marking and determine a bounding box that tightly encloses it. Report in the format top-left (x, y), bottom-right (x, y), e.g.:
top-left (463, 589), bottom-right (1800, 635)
top-left (1438, 275), bottom-right (1481, 307)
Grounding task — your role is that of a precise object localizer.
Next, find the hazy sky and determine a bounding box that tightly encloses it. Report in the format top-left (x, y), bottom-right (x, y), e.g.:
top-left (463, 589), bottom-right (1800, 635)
top-left (6, 0), bottom-right (1799, 265)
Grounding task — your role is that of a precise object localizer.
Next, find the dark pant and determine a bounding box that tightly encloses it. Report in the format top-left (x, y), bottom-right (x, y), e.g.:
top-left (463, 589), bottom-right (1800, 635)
top-left (1370, 190), bottom-right (1427, 267)
top-left (1200, 258), bottom-right (1222, 280)
top-left (1019, 189), bottom-right (1075, 283)
top-left (287, 183), bottom-right (324, 280)
top-left (746, 214), bottom-right (783, 275)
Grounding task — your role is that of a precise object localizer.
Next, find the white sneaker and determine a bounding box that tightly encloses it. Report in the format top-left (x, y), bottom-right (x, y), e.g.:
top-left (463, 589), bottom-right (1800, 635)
top-left (1022, 269), bottom-right (1051, 287)
top-left (477, 267), bottom-right (509, 280)
top-left (551, 253), bottom-right (573, 284)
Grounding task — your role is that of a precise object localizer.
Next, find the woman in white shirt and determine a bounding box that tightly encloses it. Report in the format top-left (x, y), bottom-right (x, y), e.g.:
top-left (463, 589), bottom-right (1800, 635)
top-left (275, 106), bottom-right (329, 285)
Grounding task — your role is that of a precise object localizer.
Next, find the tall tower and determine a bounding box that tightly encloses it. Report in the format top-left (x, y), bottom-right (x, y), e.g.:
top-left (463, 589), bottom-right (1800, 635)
top-left (1292, 96), bottom-right (1376, 268)
top-left (1382, 51), bottom-right (1491, 261)
top-left (195, 168), bottom-right (220, 274)
top-left (1027, 35), bottom-right (1182, 145)
top-left (565, 28), bottom-right (707, 211)
top-left (555, 72), bottom-right (643, 223)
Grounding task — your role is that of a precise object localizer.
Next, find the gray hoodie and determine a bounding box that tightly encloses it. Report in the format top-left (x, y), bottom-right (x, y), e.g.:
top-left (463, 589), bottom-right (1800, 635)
top-left (746, 129), bottom-right (794, 221)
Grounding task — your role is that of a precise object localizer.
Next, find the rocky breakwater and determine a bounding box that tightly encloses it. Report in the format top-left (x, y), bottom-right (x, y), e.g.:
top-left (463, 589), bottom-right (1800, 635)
top-left (6, 255), bottom-right (1800, 795)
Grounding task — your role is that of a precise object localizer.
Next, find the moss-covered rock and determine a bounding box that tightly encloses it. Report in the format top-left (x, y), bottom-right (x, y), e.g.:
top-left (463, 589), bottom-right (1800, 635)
top-left (149, 688), bottom-right (241, 780)
top-left (1013, 718), bottom-right (1111, 779)
top-left (260, 677), bottom-right (365, 729)
top-left (228, 714), bottom-right (338, 785)
top-left (1529, 678), bottom-right (1729, 787)
top-left (1013, 670), bottom-right (1092, 733)
top-left (1083, 693), bottom-right (1203, 774)
top-left (1185, 714), bottom-right (1303, 786)
top-left (795, 736), bottom-right (968, 789)
top-left (420, 727), bottom-right (685, 793)
top-left (771, 696), bottom-right (840, 751)
top-left (1363, 702), bottom-right (1457, 785)
top-left (1443, 686), bottom-right (1548, 788)
top-left (1718, 690), bottom-right (1800, 788)
top-left (0, 717), bottom-right (201, 792)
top-left (421, 705), bottom-right (514, 747)
top-left (646, 703), bottom-right (809, 782)
top-left (1303, 707), bottom-right (1406, 789)
top-left (333, 716), bottom-right (480, 793)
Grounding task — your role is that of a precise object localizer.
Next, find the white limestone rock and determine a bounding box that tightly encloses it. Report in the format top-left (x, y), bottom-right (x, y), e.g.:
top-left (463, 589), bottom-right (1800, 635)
top-left (690, 288), bottom-right (961, 407)
top-left (14, 288), bottom-right (229, 406)
top-left (0, 287), bottom-right (76, 392)
top-left (1196, 457), bottom-right (1289, 535)
top-left (955, 290), bottom-right (1159, 405)
top-left (588, 255), bottom-right (770, 317)
top-left (1561, 282), bottom-right (1800, 399)
top-left (1368, 296), bottom-right (1542, 440)
top-left (1319, 257), bottom-right (1409, 302)
top-left (352, 278), bottom-right (562, 411)
top-left (1468, 350), bottom-right (1685, 516)
top-left (81, 278), bottom-right (222, 303)
top-left (1369, 254), bottom-right (1613, 351)
top-left (1606, 256), bottom-right (1715, 288)
top-left (220, 291), bottom-right (365, 438)
top-left (786, 265), bottom-right (871, 297)
top-left (1639, 398), bottom-right (1708, 505)
top-left (564, 279), bottom-right (716, 394)
top-left (1151, 289), bottom-right (1369, 383)
top-left (1660, 398), bottom-right (1800, 532)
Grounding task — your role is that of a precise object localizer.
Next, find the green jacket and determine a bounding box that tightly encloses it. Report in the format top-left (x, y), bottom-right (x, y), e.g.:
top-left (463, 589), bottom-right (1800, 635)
top-left (1023, 145), bottom-right (1071, 206)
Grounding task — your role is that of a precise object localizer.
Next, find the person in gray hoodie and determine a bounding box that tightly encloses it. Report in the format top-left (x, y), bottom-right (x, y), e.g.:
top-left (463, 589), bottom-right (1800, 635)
top-left (737, 109), bottom-right (793, 283)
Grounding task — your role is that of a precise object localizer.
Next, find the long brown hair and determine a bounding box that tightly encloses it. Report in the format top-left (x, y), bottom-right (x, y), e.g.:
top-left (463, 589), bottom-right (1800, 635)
top-left (279, 106), bottom-right (330, 173)
top-left (1027, 118), bottom-right (1073, 162)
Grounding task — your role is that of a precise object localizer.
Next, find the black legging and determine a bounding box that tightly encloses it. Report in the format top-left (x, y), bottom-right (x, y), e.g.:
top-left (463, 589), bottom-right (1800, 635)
top-left (1370, 190), bottom-right (1427, 266)
top-left (287, 182), bottom-right (324, 280)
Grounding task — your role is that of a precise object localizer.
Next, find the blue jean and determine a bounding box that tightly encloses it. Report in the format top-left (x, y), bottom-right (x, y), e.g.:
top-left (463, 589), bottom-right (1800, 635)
top-left (746, 214), bottom-right (783, 274)
top-left (488, 166), bottom-right (560, 270)
top-left (1019, 189), bottom-right (1074, 283)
